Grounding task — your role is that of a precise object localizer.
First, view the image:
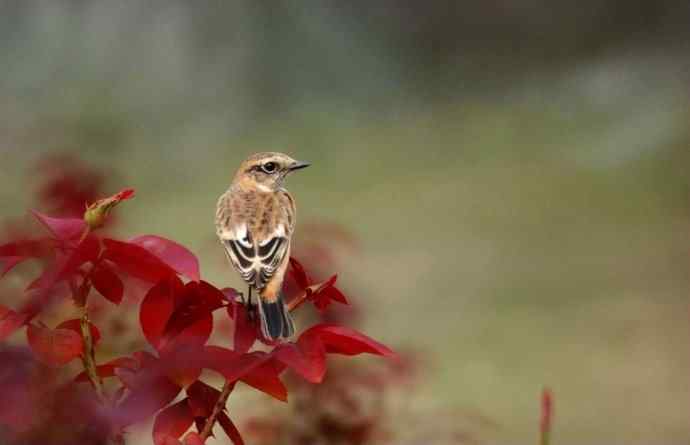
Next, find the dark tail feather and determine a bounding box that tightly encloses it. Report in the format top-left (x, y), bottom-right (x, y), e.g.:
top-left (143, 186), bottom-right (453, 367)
top-left (258, 295), bottom-right (295, 340)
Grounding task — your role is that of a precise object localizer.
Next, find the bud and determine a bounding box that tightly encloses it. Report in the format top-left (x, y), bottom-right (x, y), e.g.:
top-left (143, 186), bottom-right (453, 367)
top-left (83, 188), bottom-right (135, 229)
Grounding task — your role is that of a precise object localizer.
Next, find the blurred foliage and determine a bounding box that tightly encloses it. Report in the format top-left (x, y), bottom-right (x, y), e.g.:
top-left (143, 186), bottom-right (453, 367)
top-left (1, 1), bottom-right (689, 444)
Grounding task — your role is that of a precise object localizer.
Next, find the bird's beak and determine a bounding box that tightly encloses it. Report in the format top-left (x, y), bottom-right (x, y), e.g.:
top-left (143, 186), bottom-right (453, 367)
top-left (289, 160), bottom-right (310, 171)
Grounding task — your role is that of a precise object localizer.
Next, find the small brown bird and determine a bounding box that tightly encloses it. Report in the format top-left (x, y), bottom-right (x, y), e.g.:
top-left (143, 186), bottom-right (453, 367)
top-left (215, 152), bottom-right (310, 340)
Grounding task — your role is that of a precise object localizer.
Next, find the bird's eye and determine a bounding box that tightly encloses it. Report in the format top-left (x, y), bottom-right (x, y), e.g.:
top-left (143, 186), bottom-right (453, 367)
top-left (261, 162), bottom-right (277, 173)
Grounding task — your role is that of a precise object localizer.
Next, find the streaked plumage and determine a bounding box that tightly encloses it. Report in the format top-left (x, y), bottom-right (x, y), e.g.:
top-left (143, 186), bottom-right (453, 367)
top-left (215, 152), bottom-right (309, 340)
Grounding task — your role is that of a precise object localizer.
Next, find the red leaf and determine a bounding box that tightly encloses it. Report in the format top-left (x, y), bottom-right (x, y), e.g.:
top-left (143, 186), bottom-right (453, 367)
top-left (74, 357), bottom-right (139, 383)
top-left (307, 275), bottom-right (349, 311)
top-left (218, 412), bottom-right (245, 445)
top-left (31, 211), bottom-right (86, 240)
top-left (159, 282), bottom-right (215, 350)
top-left (112, 353), bottom-right (189, 424)
top-left (183, 432), bottom-right (205, 445)
top-left (202, 346), bottom-right (272, 383)
top-left (90, 262), bottom-right (124, 304)
top-left (154, 436), bottom-right (184, 445)
top-left (187, 364), bottom-right (284, 407)
top-left (323, 284), bottom-right (348, 304)
top-left (0, 306), bottom-right (28, 340)
top-left (274, 325), bottom-right (395, 383)
top-left (56, 318), bottom-right (101, 346)
top-left (164, 315), bottom-right (213, 354)
top-left (103, 238), bottom-right (178, 284)
top-left (0, 239), bottom-right (53, 278)
top-left (308, 274), bottom-right (337, 294)
top-left (60, 235), bottom-right (101, 278)
top-left (115, 351), bottom-right (159, 388)
top-left (229, 303), bottom-right (257, 354)
top-left (186, 380), bottom-right (222, 418)
top-left (141, 279), bottom-right (219, 353)
top-left (0, 239), bottom-right (51, 259)
top-left (27, 235), bottom-right (100, 292)
top-left (287, 258), bottom-right (349, 311)
top-left (130, 235), bottom-right (200, 282)
top-left (161, 348), bottom-right (203, 388)
top-left (132, 350), bottom-right (159, 367)
top-left (288, 257), bottom-right (309, 288)
top-left (1, 256), bottom-right (25, 277)
top-left (222, 287), bottom-right (241, 304)
top-left (140, 276), bottom-right (182, 350)
top-left (240, 359), bottom-right (287, 402)
top-left (274, 336), bottom-right (326, 384)
top-left (118, 348), bottom-right (203, 391)
top-left (196, 281), bottom-right (227, 309)
top-left (115, 376), bottom-right (182, 426)
top-left (303, 324), bottom-right (396, 358)
top-left (153, 399), bottom-right (194, 444)
top-left (26, 323), bottom-right (83, 365)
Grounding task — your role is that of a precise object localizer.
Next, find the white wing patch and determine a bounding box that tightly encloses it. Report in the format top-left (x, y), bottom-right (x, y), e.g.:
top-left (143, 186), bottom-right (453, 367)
top-left (259, 226), bottom-right (285, 246)
top-left (234, 223), bottom-right (252, 248)
top-left (220, 224), bottom-right (289, 290)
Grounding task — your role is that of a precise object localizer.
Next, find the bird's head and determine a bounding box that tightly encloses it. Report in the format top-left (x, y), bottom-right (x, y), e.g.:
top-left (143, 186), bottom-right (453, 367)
top-left (234, 152), bottom-right (310, 192)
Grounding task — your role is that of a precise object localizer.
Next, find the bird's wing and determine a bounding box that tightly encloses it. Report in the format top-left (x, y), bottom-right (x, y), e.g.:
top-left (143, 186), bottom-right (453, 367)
top-left (220, 223), bottom-right (289, 290)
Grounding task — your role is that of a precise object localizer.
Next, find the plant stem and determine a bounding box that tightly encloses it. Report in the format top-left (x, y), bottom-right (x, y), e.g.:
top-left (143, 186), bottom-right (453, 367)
top-left (286, 290), bottom-right (309, 312)
top-left (80, 307), bottom-right (127, 445)
top-left (78, 226), bottom-right (91, 243)
top-left (79, 307), bottom-right (106, 402)
top-left (200, 380), bottom-right (234, 440)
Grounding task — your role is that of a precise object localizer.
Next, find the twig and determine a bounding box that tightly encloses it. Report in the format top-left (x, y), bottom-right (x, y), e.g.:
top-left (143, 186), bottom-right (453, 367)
top-left (79, 307), bottom-right (106, 402)
top-left (199, 380), bottom-right (234, 440)
top-left (200, 288), bottom-right (306, 440)
top-left (286, 290), bottom-right (309, 312)
top-left (78, 226), bottom-right (91, 244)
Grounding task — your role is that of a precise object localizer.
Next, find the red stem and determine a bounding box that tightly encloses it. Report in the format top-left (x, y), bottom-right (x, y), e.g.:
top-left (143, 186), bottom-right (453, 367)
top-left (199, 380), bottom-right (234, 440)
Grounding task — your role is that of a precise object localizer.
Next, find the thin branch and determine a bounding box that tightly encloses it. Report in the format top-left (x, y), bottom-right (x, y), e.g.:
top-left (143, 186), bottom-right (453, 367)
top-left (78, 226), bottom-right (91, 243)
top-left (200, 380), bottom-right (234, 441)
top-left (79, 306), bottom-right (106, 402)
top-left (199, 287), bottom-right (307, 440)
top-left (286, 290), bottom-right (309, 312)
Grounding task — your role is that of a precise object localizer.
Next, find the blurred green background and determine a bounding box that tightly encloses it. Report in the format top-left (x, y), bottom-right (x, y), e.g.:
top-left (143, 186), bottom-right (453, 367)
top-left (1, 1), bottom-right (689, 444)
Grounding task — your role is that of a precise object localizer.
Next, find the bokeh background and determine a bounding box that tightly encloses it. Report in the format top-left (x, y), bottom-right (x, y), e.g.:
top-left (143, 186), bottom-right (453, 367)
top-left (1, 1), bottom-right (690, 444)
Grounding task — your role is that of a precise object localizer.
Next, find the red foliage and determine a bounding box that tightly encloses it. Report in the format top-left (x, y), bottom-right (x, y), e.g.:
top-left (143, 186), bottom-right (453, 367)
top-left (90, 262), bottom-right (124, 304)
top-left (26, 323), bottom-right (83, 366)
top-left (287, 257), bottom-right (349, 312)
top-left (32, 211), bottom-right (86, 240)
top-left (130, 235), bottom-right (200, 282)
top-left (139, 277), bottom-right (223, 353)
top-left (153, 399), bottom-right (195, 445)
top-left (0, 306), bottom-right (30, 341)
top-left (0, 186), bottom-right (395, 445)
top-left (228, 301), bottom-right (258, 354)
top-left (242, 358), bottom-right (407, 445)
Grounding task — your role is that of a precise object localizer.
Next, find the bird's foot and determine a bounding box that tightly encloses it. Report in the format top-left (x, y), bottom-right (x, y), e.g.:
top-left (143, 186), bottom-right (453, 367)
top-left (246, 303), bottom-right (258, 322)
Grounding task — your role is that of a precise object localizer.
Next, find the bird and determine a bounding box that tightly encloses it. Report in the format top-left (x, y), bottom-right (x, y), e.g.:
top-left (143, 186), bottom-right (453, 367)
top-left (215, 152), bottom-right (310, 340)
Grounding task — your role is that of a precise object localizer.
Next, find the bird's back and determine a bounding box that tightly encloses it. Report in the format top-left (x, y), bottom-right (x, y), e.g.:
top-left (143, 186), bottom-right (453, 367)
top-left (216, 185), bottom-right (295, 241)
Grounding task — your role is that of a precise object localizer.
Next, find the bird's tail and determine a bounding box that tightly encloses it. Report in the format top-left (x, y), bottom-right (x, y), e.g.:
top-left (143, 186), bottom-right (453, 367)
top-left (258, 294), bottom-right (295, 340)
